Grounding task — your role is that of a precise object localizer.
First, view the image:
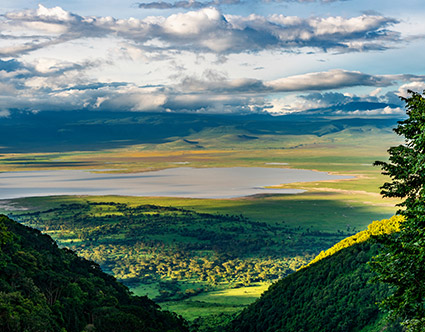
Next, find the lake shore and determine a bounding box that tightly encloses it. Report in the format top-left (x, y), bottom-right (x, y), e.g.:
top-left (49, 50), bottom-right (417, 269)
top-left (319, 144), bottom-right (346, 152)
top-left (0, 167), bottom-right (352, 200)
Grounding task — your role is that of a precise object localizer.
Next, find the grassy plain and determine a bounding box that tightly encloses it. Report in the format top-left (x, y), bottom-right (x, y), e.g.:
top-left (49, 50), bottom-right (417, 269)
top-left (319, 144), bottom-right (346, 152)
top-left (0, 118), bottom-right (403, 321)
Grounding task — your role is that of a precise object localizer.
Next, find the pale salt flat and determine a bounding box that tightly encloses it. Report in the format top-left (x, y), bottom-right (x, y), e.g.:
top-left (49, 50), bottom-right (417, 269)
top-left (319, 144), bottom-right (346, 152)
top-left (0, 167), bottom-right (352, 199)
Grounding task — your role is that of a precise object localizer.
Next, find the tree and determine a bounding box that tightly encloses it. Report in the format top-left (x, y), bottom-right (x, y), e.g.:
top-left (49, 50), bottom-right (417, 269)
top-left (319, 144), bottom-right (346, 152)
top-left (372, 90), bottom-right (425, 331)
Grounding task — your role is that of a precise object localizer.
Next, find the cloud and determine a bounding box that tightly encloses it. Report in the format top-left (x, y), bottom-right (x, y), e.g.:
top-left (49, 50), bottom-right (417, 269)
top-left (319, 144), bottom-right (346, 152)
top-left (267, 95), bottom-right (406, 117)
top-left (266, 70), bottom-right (393, 92)
top-left (136, 0), bottom-right (346, 9)
top-left (266, 89), bottom-right (409, 117)
top-left (0, 5), bottom-right (401, 56)
top-left (172, 70), bottom-right (425, 95)
top-left (301, 91), bottom-right (360, 105)
top-left (0, 110), bottom-right (11, 117)
top-left (341, 106), bottom-right (404, 117)
top-left (0, 58), bottom-right (100, 85)
top-left (137, 0), bottom-right (241, 10)
top-left (397, 82), bottom-right (425, 98)
top-left (0, 62), bottom-right (422, 116)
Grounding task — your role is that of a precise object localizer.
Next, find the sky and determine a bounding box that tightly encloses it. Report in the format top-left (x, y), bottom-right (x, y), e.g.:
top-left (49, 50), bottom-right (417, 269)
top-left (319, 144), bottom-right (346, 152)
top-left (0, 0), bottom-right (424, 117)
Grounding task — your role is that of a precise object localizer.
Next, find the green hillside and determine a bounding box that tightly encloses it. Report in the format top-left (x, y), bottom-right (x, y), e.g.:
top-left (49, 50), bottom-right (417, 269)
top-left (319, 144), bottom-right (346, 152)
top-left (0, 214), bottom-right (188, 332)
top-left (226, 217), bottom-right (403, 332)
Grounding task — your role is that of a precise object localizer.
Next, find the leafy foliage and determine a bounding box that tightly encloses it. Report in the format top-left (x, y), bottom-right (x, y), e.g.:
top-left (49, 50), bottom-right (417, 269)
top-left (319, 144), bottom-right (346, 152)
top-left (305, 215), bottom-right (402, 268)
top-left (372, 90), bottom-right (425, 331)
top-left (191, 313), bottom-right (237, 332)
top-left (0, 214), bottom-right (188, 332)
top-left (228, 238), bottom-right (401, 332)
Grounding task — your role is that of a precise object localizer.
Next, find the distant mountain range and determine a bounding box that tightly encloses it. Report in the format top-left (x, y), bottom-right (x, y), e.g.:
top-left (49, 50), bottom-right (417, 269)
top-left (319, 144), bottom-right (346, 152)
top-left (0, 109), bottom-right (402, 153)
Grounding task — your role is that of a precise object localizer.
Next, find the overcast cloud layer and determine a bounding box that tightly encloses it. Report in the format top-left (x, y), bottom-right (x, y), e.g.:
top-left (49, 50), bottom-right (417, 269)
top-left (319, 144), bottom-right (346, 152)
top-left (0, 1), bottom-right (424, 116)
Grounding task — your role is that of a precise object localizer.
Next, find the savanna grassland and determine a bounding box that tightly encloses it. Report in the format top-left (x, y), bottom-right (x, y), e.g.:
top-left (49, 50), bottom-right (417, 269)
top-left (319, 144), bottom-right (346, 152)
top-left (0, 112), bottom-right (403, 321)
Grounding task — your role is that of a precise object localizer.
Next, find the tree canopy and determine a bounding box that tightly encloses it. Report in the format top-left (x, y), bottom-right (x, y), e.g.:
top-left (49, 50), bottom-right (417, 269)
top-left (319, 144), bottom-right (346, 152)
top-left (228, 239), bottom-right (401, 332)
top-left (372, 90), bottom-right (425, 331)
top-left (0, 214), bottom-right (188, 332)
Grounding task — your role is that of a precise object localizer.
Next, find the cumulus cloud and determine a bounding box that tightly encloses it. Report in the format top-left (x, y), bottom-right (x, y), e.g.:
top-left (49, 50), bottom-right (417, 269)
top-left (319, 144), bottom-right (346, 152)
top-left (397, 81), bottom-right (425, 98)
top-left (267, 95), bottom-right (406, 117)
top-left (0, 5), bottom-right (400, 56)
top-left (0, 58), bottom-right (100, 86)
top-left (267, 89), bottom-right (409, 117)
top-left (1, 59), bottom-right (423, 116)
top-left (341, 106), bottom-right (404, 117)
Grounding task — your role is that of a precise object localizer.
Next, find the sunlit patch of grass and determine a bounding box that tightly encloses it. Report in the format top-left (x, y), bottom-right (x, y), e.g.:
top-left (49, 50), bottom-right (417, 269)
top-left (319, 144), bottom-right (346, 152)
top-left (161, 283), bottom-right (270, 320)
top-left (131, 283), bottom-right (161, 299)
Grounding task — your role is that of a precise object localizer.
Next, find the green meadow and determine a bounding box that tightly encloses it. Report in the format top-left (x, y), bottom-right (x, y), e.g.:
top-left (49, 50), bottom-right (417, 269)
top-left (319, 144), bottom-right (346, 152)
top-left (0, 117), bottom-right (402, 321)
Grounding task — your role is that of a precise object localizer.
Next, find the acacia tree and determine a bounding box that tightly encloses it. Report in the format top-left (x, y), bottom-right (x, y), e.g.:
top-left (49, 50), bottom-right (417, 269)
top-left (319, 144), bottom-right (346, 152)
top-left (372, 90), bottom-right (425, 331)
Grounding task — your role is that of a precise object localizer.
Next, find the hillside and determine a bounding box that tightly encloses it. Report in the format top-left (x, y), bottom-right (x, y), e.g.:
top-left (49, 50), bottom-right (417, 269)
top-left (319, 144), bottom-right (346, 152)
top-left (226, 217), bottom-right (403, 332)
top-left (0, 111), bottom-right (399, 153)
top-left (0, 214), bottom-right (188, 332)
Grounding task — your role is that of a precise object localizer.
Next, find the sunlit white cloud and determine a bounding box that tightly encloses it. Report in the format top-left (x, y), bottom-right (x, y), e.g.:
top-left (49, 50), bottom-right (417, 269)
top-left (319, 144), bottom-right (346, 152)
top-left (0, 57), bottom-right (423, 115)
top-left (0, 5), bottom-right (400, 57)
top-left (265, 88), bottom-right (410, 116)
top-left (341, 106), bottom-right (404, 117)
top-left (0, 3), bottom-right (423, 117)
top-left (397, 82), bottom-right (425, 98)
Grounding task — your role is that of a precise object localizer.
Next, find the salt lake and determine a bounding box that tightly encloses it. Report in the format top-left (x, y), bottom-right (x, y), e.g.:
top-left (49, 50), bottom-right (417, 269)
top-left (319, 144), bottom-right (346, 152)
top-left (0, 167), bottom-right (352, 199)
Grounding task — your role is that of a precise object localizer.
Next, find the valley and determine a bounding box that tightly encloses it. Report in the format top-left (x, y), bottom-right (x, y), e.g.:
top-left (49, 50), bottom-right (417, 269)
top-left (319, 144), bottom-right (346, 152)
top-left (1, 0), bottom-right (423, 329)
top-left (0, 112), bottom-right (402, 324)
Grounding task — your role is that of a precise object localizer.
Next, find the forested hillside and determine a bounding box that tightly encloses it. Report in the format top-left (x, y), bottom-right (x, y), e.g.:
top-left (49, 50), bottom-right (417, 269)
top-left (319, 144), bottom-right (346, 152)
top-left (0, 214), bottom-right (188, 332)
top-left (227, 217), bottom-right (403, 332)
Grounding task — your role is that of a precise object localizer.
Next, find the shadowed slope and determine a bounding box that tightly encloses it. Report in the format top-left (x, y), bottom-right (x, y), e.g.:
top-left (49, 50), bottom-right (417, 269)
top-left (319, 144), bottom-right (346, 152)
top-left (0, 214), bottom-right (188, 332)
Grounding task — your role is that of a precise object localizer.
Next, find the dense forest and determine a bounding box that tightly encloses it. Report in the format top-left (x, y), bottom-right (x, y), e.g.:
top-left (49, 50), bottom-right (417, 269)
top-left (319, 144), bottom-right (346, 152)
top-left (225, 216), bottom-right (404, 332)
top-left (227, 239), bottom-right (401, 332)
top-left (0, 214), bottom-right (188, 332)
